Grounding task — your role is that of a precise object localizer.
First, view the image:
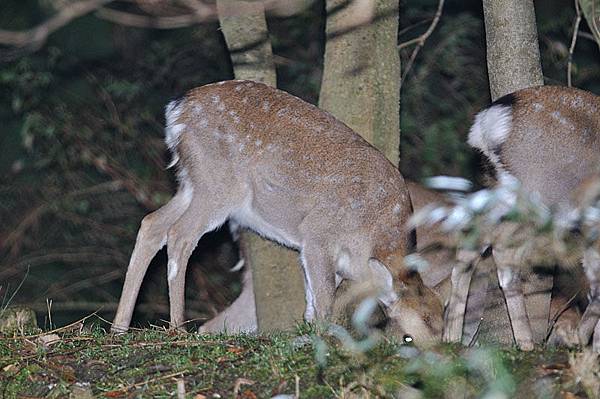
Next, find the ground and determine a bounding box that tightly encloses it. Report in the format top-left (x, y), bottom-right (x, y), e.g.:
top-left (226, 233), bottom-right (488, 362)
top-left (0, 319), bottom-right (598, 398)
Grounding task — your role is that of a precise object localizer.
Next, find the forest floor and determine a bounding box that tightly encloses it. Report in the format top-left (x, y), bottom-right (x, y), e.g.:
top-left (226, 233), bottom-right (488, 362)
top-left (1, 318), bottom-right (599, 399)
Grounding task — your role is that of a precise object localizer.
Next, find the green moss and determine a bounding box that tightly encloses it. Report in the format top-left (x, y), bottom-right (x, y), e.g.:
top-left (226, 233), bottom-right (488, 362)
top-left (0, 324), bottom-right (590, 398)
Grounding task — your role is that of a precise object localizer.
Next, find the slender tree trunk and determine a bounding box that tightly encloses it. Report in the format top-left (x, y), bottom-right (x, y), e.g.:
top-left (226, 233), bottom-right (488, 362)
top-left (319, 0), bottom-right (400, 164)
top-left (217, 0), bottom-right (305, 332)
top-left (482, 0), bottom-right (544, 100)
top-left (480, 0), bottom-right (550, 346)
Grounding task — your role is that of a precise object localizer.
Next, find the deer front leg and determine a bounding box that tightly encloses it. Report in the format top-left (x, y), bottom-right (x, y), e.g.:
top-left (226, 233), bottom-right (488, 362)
top-left (166, 198), bottom-right (231, 330)
top-left (579, 248), bottom-right (600, 351)
top-left (112, 188), bottom-right (192, 333)
top-left (443, 248), bottom-right (480, 343)
top-left (494, 247), bottom-right (534, 351)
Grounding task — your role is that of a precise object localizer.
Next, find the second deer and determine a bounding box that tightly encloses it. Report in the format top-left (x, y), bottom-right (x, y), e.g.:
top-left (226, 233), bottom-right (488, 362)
top-left (446, 85), bottom-right (600, 351)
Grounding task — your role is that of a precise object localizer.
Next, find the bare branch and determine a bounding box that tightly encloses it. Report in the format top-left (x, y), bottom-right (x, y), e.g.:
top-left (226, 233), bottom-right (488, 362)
top-left (397, 0), bottom-right (445, 50)
top-left (0, 0), bottom-right (314, 52)
top-left (95, 5), bottom-right (218, 28)
top-left (568, 0), bottom-right (582, 87)
top-left (399, 0), bottom-right (445, 88)
top-left (0, 0), bottom-right (115, 48)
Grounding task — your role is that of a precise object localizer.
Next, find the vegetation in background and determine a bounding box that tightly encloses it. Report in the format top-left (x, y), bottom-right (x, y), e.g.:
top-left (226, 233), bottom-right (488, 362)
top-left (1, 0), bottom-right (599, 330)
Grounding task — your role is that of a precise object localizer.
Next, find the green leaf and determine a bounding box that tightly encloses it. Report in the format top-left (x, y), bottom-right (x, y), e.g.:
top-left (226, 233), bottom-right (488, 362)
top-left (579, 0), bottom-right (600, 49)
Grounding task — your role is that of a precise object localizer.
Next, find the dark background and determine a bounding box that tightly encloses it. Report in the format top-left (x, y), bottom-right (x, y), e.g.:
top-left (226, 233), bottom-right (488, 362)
top-left (1, 0), bottom-right (598, 328)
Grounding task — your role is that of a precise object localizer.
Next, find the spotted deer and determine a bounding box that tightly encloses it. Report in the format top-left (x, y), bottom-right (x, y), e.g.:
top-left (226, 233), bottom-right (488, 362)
top-left (111, 80), bottom-right (443, 344)
top-left (199, 180), bottom-right (455, 340)
top-left (448, 85), bottom-right (600, 351)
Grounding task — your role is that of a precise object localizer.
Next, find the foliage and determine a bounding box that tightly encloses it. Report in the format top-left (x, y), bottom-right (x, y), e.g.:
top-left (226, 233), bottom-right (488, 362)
top-left (0, 0), bottom-right (599, 329)
top-left (409, 175), bottom-right (600, 268)
top-left (579, 0), bottom-right (600, 48)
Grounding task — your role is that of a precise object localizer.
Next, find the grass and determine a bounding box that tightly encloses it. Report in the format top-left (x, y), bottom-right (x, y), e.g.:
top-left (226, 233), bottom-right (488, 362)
top-left (0, 318), bottom-right (596, 398)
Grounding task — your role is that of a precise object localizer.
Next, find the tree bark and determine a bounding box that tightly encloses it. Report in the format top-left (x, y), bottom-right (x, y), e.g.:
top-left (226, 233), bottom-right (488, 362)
top-left (482, 0), bottom-right (544, 100)
top-left (319, 0), bottom-right (401, 324)
top-left (481, 0), bottom-right (551, 346)
top-left (217, 0), bottom-right (305, 332)
top-left (319, 0), bottom-right (400, 164)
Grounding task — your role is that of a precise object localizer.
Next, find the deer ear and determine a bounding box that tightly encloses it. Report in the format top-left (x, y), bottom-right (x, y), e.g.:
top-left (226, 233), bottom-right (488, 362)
top-left (367, 258), bottom-right (396, 306)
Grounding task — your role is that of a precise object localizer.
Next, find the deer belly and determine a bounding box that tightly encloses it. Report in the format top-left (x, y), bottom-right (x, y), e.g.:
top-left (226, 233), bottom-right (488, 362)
top-left (231, 196), bottom-right (302, 250)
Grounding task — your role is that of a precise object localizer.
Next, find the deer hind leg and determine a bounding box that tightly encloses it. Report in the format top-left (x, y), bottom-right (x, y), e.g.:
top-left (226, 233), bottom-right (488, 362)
top-left (443, 248), bottom-right (480, 343)
top-left (112, 185), bottom-right (193, 333)
top-left (166, 196), bottom-right (232, 329)
top-left (300, 243), bottom-right (336, 322)
top-left (579, 248), bottom-right (600, 351)
top-left (494, 246), bottom-right (534, 350)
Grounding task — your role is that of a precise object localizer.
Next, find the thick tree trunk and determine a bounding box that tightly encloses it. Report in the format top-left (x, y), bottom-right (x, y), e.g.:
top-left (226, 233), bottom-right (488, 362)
top-left (319, 0), bottom-right (400, 164)
top-left (480, 0), bottom-right (551, 346)
top-left (217, 0), bottom-right (305, 332)
top-left (319, 0), bottom-right (401, 323)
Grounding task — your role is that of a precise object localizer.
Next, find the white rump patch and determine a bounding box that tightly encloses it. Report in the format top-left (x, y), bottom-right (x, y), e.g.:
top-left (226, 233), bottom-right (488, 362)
top-left (165, 99), bottom-right (186, 168)
top-left (467, 104), bottom-right (512, 171)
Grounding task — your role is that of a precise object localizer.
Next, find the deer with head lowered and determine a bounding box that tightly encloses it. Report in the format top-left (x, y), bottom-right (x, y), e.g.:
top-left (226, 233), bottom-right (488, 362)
top-left (111, 80), bottom-right (443, 344)
top-left (446, 85), bottom-right (600, 351)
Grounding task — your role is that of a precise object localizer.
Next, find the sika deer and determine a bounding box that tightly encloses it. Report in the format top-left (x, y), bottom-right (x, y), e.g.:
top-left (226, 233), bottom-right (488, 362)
top-left (111, 80), bottom-right (443, 344)
top-left (200, 180), bottom-right (453, 339)
top-left (456, 85), bottom-right (600, 351)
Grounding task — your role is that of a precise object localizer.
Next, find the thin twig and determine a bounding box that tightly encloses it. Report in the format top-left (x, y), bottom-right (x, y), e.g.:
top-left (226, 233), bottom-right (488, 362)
top-left (398, 17), bottom-right (434, 37)
top-left (544, 289), bottom-right (581, 342)
top-left (568, 0), bottom-right (582, 87)
top-left (399, 0), bottom-right (445, 88)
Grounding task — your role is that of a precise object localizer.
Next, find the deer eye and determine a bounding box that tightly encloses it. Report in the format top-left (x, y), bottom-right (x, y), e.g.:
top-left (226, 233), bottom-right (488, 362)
top-left (403, 334), bottom-right (414, 344)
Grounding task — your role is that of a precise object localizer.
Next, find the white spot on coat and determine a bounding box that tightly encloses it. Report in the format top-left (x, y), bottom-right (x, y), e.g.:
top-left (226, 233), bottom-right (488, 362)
top-left (168, 259), bottom-right (178, 281)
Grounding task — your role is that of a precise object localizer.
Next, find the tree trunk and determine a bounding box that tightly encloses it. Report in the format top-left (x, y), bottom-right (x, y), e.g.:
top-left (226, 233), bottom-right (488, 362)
top-left (482, 0), bottom-right (544, 100)
top-left (217, 0), bottom-right (306, 332)
top-left (319, 0), bottom-right (401, 323)
top-left (480, 0), bottom-right (550, 346)
top-left (319, 0), bottom-right (400, 164)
